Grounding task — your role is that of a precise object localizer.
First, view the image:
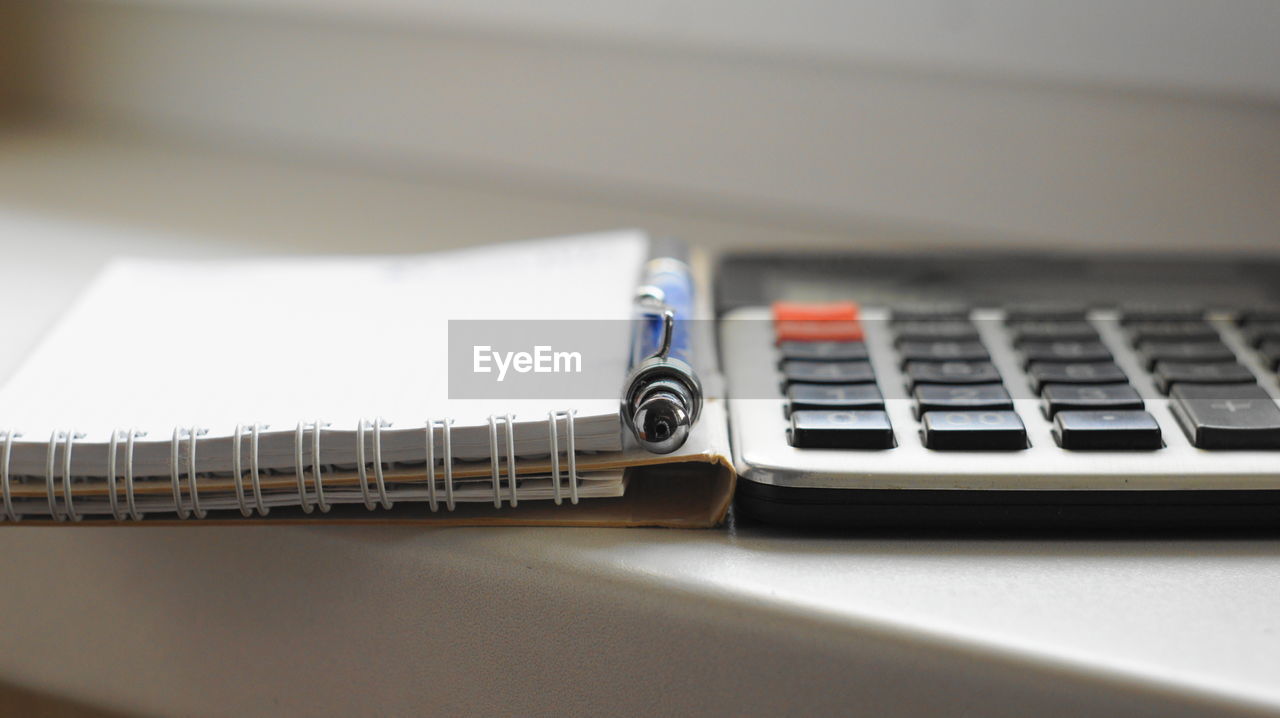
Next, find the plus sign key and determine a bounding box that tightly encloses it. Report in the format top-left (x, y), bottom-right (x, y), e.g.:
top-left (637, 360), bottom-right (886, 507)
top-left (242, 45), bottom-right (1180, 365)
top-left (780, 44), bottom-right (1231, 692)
top-left (1169, 384), bottom-right (1280, 449)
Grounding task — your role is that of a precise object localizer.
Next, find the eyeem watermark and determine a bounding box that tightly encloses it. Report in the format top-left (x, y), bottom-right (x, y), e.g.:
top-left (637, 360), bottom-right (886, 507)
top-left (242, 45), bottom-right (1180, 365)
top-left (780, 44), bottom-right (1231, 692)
top-left (472, 345), bottom-right (582, 382)
top-left (449, 320), bottom-right (627, 400)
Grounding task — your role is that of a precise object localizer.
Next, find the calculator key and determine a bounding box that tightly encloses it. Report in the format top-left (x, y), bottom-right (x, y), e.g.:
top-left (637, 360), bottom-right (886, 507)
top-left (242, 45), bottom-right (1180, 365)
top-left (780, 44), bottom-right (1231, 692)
top-left (1169, 383), bottom-right (1280, 449)
top-left (1259, 340), bottom-right (1280, 371)
top-left (1003, 302), bottom-right (1088, 322)
top-left (1009, 321), bottom-right (1099, 343)
top-left (787, 383), bottom-right (884, 411)
top-left (1243, 322), bottom-right (1280, 347)
top-left (1041, 383), bottom-right (1144, 417)
top-left (920, 411), bottom-right (1028, 450)
top-left (1119, 303), bottom-right (1205, 323)
top-left (779, 341), bottom-right (869, 362)
top-left (1153, 361), bottom-right (1255, 393)
top-left (913, 383), bottom-right (1012, 418)
top-left (897, 340), bottom-right (990, 364)
top-left (1052, 410), bottom-right (1163, 450)
top-left (892, 321), bottom-right (979, 342)
top-left (773, 301), bottom-right (858, 323)
top-left (775, 320), bottom-right (864, 343)
top-left (1137, 341), bottom-right (1236, 368)
top-left (1238, 308), bottom-right (1280, 325)
top-left (789, 410), bottom-right (895, 449)
top-left (904, 361), bottom-right (1002, 387)
top-left (1126, 321), bottom-right (1220, 343)
top-left (1019, 340), bottom-right (1111, 365)
top-left (890, 302), bottom-right (970, 322)
top-left (782, 360), bottom-right (876, 385)
top-left (1027, 362), bottom-right (1128, 391)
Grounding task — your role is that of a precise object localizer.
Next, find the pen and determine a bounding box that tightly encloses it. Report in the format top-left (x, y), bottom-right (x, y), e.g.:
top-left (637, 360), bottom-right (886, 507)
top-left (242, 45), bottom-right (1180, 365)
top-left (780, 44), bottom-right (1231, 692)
top-left (623, 240), bottom-right (703, 454)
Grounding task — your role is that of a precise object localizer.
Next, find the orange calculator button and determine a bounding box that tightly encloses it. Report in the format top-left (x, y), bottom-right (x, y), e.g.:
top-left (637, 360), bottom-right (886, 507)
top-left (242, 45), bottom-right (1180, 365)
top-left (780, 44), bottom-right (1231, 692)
top-left (772, 301), bottom-right (863, 342)
top-left (772, 301), bottom-right (859, 323)
top-left (775, 319), bottom-right (864, 343)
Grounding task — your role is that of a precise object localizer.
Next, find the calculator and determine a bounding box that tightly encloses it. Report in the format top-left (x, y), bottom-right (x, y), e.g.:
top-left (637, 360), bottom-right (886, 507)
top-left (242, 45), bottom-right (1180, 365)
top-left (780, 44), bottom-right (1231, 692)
top-left (717, 252), bottom-right (1280, 528)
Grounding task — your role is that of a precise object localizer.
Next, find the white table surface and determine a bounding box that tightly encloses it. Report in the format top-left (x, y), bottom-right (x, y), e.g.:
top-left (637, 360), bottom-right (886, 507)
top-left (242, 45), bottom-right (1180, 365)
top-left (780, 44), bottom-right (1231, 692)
top-left (0, 129), bottom-right (1277, 718)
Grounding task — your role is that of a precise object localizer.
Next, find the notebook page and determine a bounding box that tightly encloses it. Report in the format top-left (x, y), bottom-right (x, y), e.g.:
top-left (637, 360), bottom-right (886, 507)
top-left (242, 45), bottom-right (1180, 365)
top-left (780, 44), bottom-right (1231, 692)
top-left (0, 231), bottom-right (646, 475)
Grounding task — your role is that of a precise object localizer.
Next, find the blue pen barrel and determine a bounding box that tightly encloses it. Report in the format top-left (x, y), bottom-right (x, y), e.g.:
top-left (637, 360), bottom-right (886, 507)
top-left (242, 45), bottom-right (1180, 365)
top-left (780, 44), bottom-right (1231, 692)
top-left (625, 249), bottom-right (703, 454)
top-left (633, 263), bottom-right (694, 365)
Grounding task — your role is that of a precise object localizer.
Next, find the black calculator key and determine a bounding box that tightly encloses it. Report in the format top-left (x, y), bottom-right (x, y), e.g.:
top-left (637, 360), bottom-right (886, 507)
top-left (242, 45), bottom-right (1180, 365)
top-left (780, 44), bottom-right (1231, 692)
top-left (782, 360), bottom-right (876, 385)
top-left (1238, 308), bottom-right (1280, 325)
top-left (1019, 340), bottom-right (1111, 365)
top-left (920, 411), bottom-right (1028, 450)
top-left (1009, 321), bottom-right (1099, 343)
top-left (1119, 303), bottom-right (1205, 323)
top-left (913, 383), bottom-right (1012, 418)
top-left (1126, 321), bottom-right (1219, 343)
top-left (1169, 383), bottom-right (1280, 449)
top-left (1259, 340), bottom-right (1280, 371)
top-left (1138, 341), bottom-right (1236, 368)
top-left (897, 340), bottom-right (990, 364)
top-left (1052, 410), bottom-right (1163, 450)
top-left (1003, 302), bottom-right (1088, 322)
top-left (1153, 361), bottom-right (1255, 393)
top-left (893, 321), bottom-right (979, 342)
top-left (890, 303), bottom-right (971, 322)
top-left (1027, 362), bottom-right (1127, 391)
top-left (789, 410), bottom-right (895, 449)
top-left (1041, 383), bottom-right (1144, 417)
top-left (904, 361), bottom-right (1002, 387)
top-left (779, 341), bottom-right (869, 362)
top-left (787, 383), bottom-right (884, 411)
top-left (1243, 322), bottom-right (1280, 347)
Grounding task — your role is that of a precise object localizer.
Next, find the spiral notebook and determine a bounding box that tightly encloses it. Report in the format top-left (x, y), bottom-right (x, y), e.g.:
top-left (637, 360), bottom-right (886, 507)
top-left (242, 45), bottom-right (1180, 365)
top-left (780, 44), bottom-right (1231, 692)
top-left (0, 230), bottom-right (733, 527)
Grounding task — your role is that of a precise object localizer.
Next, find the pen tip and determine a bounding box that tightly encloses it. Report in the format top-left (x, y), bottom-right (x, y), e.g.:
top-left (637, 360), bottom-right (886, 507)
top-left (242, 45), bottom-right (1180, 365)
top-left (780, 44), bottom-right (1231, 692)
top-left (633, 391), bottom-right (691, 454)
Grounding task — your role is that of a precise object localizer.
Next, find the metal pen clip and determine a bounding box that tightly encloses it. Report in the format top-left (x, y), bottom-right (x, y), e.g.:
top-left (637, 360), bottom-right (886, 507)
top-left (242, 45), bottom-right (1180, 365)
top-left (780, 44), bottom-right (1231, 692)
top-left (655, 308), bottom-right (675, 358)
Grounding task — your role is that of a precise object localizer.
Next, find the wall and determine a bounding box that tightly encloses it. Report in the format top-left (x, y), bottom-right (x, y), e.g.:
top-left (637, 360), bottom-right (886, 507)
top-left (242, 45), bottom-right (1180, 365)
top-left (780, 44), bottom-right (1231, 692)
top-left (20, 1), bottom-right (1280, 251)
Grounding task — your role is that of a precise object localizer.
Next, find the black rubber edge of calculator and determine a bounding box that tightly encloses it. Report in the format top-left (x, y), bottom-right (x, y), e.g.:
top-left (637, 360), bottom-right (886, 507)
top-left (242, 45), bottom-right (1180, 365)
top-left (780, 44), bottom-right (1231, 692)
top-left (734, 481), bottom-right (1280, 531)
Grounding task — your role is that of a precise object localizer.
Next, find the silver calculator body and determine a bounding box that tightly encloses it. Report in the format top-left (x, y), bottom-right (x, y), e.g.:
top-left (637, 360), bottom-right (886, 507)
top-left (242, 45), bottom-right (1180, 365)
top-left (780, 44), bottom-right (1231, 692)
top-left (717, 252), bottom-right (1280, 528)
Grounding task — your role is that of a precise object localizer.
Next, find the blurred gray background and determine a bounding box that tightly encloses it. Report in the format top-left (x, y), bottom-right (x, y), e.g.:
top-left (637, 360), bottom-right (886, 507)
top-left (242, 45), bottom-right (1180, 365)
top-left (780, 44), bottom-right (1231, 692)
top-left (1, 4), bottom-right (1279, 716)
top-left (1, 0), bottom-right (1278, 257)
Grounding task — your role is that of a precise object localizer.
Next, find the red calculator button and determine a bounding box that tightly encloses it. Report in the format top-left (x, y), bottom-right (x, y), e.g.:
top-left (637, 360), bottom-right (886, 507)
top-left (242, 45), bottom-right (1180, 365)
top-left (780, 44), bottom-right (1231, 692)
top-left (773, 301), bottom-right (862, 342)
top-left (772, 301), bottom-right (859, 323)
top-left (775, 319), bottom-right (864, 343)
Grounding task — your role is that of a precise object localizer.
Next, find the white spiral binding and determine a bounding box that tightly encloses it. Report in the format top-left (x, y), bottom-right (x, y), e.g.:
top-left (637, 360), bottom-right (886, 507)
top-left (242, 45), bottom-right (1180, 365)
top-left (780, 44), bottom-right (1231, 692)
top-left (372, 418), bottom-right (393, 510)
top-left (186, 427), bottom-right (207, 519)
top-left (441, 419), bottom-right (456, 510)
top-left (169, 427), bottom-right (190, 519)
top-left (547, 412), bottom-right (561, 506)
top-left (106, 430), bottom-right (124, 521)
top-left (545, 411), bottom-right (579, 505)
top-left (59, 432), bottom-right (83, 522)
top-left (503, 413), bottom-right (517, 507)
top-left (124, 429), bottom-right (143, 521)
top-left (354, 419), bottom-right (377, 510)
top-left (45, 431), bottom-right (64, 521)
top-left (311, 420), bottom-right (330, 513)
top-left (2, 430), bottom-right (20, 521)
top-left (486, 415), bottom-right (517, 509)
top-left (356, 418), bottom-right (394, 511)
top-left (424, 420), bottom-right (439, 512)
top-left (249, 423), bottom-right (269, 516)
top-left (231, 424), bottom-right (251, 517)
top-left (294, 421), bottom-right (331, 514)
top-left (566, 410), bottom-right (579, 504)
top-left (7, 409), bottom-right (583, 519)
top-left (294, 421), bottom-right (314, 514)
